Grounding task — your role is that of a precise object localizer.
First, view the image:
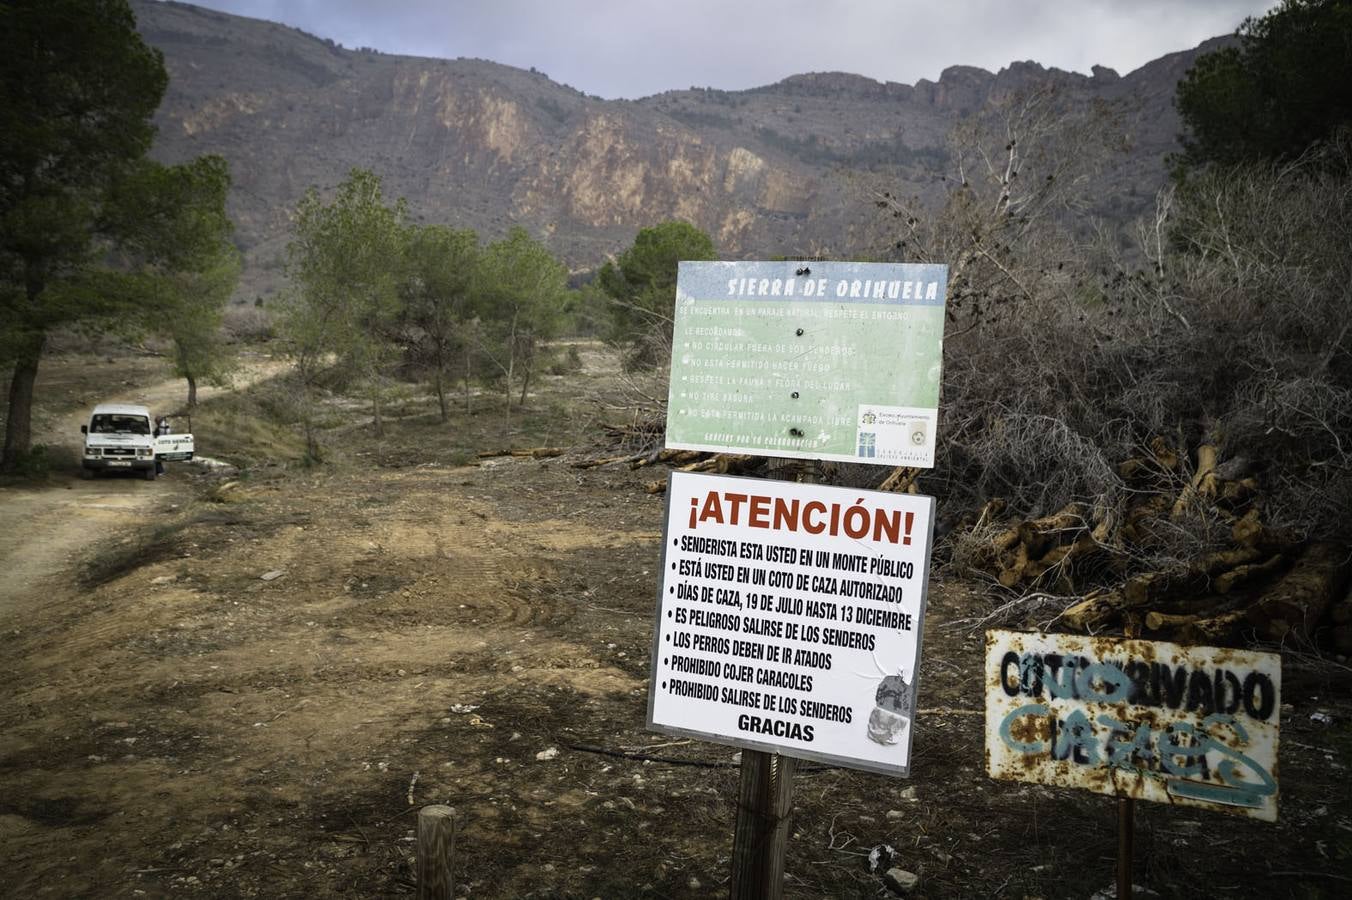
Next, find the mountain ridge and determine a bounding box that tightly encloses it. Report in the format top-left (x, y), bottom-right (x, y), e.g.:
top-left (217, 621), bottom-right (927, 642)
top-left (132, 0), bottom-right (1225, 298)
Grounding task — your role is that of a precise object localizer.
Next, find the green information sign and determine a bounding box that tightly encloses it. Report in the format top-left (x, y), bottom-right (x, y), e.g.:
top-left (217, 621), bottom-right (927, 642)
top-left (666, 261), bottom-right (948, 467)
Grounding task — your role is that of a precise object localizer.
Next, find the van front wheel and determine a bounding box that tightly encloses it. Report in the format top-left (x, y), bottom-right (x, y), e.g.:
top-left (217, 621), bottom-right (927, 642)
top-left (143, 467), bottom-right (157, 481)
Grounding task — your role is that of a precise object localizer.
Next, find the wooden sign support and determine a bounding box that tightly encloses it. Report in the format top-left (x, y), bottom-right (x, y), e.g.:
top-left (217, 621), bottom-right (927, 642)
top-left (731, 752), bottom-right (798, 899)
top-left (1117, 797), bottom-right (1134, 899)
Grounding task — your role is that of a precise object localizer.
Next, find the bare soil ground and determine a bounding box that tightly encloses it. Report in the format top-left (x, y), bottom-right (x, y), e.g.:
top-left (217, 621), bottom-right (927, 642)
top-left (1, 346), bottom-right (1350, 899)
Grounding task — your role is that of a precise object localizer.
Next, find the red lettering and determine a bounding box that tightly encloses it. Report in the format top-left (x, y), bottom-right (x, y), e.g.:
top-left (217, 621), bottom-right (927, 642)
top-left (749, 495), bottom-right (771, 529)
top-left (843, 503), bottom-right (869, 539)
top-left (873, 509), bottom-right (901, 544)
top-left (803, 501), bottom-right (827, 534)
top-left (698, 491), bottom-right (724, 526)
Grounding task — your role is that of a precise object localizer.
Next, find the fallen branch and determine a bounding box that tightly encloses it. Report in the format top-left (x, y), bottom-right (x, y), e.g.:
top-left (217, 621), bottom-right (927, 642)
top-left (1058, 588), bottom-right (1132, 632)
top-left (879, 466), bottom-right (922, 494)
top-left (631, 447), bottom-right (704, 469)
top-left (1177, 609), bottom-right (1250, 644)
top-left (1214, 554), bottom-right (1286, 594)
top-left (476, 446), bottom-right (565, 459)
top-left (677, 453), bottom-right (762, 475)
top-left (570, 453), bottom-right (637, 469)
top-left (1171, 443), bottom-right (1219, 519)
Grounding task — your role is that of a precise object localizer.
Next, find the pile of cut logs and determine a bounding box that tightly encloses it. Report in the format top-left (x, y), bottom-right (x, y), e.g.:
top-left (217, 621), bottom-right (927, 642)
top-left (959, 439), bottom-right (1352, 647)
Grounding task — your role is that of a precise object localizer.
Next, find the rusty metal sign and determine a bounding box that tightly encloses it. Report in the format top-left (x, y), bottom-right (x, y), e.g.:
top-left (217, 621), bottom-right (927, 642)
top-left (985, 629), bottom-right (1280, 821)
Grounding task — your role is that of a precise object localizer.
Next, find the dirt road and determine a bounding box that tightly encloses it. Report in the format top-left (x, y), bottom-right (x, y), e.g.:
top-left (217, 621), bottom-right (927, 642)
top-left (0, 357), bottom-right (285, 621)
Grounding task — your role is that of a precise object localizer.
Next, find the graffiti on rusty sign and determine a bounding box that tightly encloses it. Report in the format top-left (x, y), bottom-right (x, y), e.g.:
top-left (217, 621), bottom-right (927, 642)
top-left (985, 629), bottom-right (1280, 821)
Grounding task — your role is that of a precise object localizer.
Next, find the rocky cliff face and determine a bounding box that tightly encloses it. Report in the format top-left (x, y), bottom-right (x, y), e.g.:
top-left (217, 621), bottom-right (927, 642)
top-left (134, 1), bottom-right (1220, 297)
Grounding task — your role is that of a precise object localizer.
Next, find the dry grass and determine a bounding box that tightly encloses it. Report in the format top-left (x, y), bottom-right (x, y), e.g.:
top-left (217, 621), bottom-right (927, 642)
top-left (188, 374), bottom-right (310, 468)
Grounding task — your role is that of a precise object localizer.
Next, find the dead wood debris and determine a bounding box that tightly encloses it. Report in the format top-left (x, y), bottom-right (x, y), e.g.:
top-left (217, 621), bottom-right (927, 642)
top-left (476, 447), bottom-right (565, 460)
top-left (963, 440), bottom-right (1352, 646)
top-left (572, 430), bottom-right (772, 485)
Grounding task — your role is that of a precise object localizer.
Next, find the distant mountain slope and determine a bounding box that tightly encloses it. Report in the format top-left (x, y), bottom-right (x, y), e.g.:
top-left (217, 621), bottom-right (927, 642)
top-left (133, 0), bottom-right (1223, 298)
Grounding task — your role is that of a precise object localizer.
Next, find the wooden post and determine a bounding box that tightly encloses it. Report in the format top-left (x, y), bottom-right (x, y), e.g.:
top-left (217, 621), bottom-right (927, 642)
top-left (730, 458), bottom-right (815, 899)
top-left (1117, 797), bottom-right (1134, 899)
top-left (731, 751), bottom-right (799, 899)
top-left (417, 804), bottom-right (456, 900)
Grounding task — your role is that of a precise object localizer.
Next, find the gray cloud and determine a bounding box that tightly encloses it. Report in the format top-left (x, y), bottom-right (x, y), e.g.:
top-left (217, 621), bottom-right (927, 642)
top-left (171, 0), bottom-right (1278, 98)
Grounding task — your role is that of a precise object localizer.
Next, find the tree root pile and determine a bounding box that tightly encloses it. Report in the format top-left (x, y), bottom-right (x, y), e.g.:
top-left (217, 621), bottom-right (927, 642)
top-left (952, 440), bottom-right (1352, 646)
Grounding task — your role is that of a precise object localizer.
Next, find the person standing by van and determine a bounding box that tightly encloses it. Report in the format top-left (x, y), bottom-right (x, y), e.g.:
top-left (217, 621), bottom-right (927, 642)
top-left (154, 416), bottom-right (171, 475)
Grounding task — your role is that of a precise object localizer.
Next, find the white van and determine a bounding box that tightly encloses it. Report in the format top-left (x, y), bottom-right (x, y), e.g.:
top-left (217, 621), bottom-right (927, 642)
top-left (80, 403), bottom-right (194, 480)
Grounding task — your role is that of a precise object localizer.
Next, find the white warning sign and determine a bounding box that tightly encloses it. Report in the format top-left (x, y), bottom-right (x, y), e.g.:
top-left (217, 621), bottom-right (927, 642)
top-left (647, 471), bottom-right (936, 775)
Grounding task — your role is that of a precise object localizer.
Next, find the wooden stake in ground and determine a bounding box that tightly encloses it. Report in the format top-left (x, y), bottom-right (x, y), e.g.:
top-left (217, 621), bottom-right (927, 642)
top-left (1117, 797), bottom-right (1135, 900)
top-left (731, 752), bottom-right (799, 899)
top-left (417, 805), bottom-right (456, 900)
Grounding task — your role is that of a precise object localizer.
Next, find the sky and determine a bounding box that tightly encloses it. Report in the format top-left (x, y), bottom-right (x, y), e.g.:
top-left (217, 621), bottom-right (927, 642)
top-left (176, 0), bottom-right (1279, 100)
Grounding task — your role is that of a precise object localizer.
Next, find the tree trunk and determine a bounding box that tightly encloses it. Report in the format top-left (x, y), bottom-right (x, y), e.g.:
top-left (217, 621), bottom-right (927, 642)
top-left (463, 354), bottom-right (473, 415)
top-left (504, 311), bottom-right (518, 425)
top-left (372, 387), bottom-right (384, 437)
top-left (435, 369), bottom-right (448, 423)
top-left (1, 330), bottom-right (46, 472)
top-left (300, 375), bottom-right (320, 462)
top-left (187, 374), bottom-right (198, 408)
top-left (518, 359), bottom-right (532, 407)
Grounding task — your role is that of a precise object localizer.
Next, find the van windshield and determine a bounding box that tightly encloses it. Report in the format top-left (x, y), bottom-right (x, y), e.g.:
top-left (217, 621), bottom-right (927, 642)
top-left (90, 414), bottom-right (151, 435)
